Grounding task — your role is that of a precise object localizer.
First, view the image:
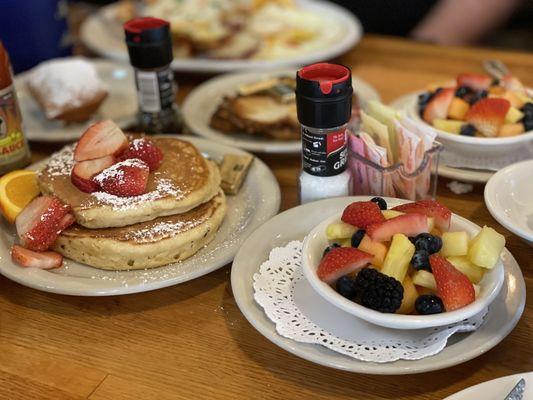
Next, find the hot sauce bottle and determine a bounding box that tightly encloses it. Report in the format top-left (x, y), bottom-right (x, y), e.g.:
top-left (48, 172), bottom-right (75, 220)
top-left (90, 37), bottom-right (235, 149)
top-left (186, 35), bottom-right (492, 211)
top-left (0, 41), bottom-right (31, 175)
top-left (124, 17), bottom-right (182, 134)
top-left (296, 63), bottom-right (353, 203)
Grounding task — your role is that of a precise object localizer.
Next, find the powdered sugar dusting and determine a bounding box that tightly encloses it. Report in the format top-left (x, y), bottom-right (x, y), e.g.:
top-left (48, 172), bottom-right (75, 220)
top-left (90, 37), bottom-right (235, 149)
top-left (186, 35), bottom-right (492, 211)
top-left (93, 158), bottom-right (148, 185)
top-left (123, 218), bottom-right (205, 242)
top-left (28, 57), bottom-right (108, 118)
top-left (40, 144), bottom-right (76, 178)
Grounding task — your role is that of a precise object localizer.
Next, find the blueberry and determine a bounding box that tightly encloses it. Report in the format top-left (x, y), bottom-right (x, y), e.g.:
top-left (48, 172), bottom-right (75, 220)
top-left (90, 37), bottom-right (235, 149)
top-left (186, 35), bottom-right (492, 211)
top-left (351, 229), bottom-right (366, 248)
top-left (336, 276), bottom-right (357, 299)
top-left (523, 116), bottom-right (533, 132)
top-left (417, 92), bottom-right (433, 106)
top-left (414, 233), bottom-right (442, 254)
top-left (370, 196), bottom-right (387, 210)
top-left (460, 124), bottom-right (476, 136)
top-left (521, 102), bottom-right (533, 117)
top-left (455, 86), bottom-right (470, 98)
top-left (323, 243), bottom-right (340, 258)
top-left (411, 249), bottom-right (431, 271)
top-left (415, 295), bottom-right (444, 315)
top-left (479, 89), bottom-right (488, 98)
top-left (434, 87), bottom-right (443, 95)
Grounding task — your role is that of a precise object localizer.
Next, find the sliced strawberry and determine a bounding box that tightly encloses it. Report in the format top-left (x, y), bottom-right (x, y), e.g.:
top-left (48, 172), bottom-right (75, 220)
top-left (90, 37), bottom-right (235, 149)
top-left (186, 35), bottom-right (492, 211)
top-left (11, 245), bottom-right (63, 269)
top-left (119, 138), bottom-right (163, 171)
top-left (501, 75), bottom-right (526, 94)
top-left (392, 199), bottom-right (451, 231)
top-left (423, 88), bottom-right (455, 123)
top-left (341, 201), bottom-right (385, 229)
top-left (71, 156), bottom-right (116, 193)
top-left (366, 213), bottom-right (428, 242)
top-left (15, 196), bottom-right (71, 251)
top-left (465, 98), bottom-right (510, 137)
top-left (93, 158), bottom-right (149, 197)
top-left (456, 73), bottom-right (492, 91)
top-left (317, 247), bottom-right (373, 284)
top-left (430, 254), bottom-right (475, 311)
top-left (57, 213), bottom-right (76, 233)
top-left (73, 120), bottom-right (128, 162)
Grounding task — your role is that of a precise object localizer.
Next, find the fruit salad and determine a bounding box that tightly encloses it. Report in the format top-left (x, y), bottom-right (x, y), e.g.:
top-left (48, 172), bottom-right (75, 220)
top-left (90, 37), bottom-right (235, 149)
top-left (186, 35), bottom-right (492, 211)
top-left (316, 197), bottom-right (506, 315)
top-left (418, 73), bottom-right (532, 137)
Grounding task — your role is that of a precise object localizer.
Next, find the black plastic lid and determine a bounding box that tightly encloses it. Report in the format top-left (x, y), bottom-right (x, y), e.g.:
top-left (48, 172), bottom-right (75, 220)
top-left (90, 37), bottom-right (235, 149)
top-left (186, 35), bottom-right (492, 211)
top-left (296, 63), bottom-right (353, 129)
top-left (124, 17), bottom-right (173, 69)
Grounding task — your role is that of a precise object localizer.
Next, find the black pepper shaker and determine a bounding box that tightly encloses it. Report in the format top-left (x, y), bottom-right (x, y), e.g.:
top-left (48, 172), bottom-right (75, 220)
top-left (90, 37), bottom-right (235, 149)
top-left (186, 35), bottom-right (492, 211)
top-left (124, 17), bottom-right (181, 134)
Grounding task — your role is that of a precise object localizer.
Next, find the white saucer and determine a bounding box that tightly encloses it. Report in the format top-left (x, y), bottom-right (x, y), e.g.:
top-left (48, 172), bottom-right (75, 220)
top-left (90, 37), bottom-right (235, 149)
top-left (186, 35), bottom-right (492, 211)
top-left (485, 159), bottom-right (533, 246)
top-left (183, 69), bottom-right (380, 153)
top-left (444, 372), bottom-right (532, 400)
top-left (0, 135), bottom-right (280, 296)
top-left (80, 0), bottom-right (362, 74)
top-left (15, 58), bottom-right (137, 142)
top-left (231, 197), bottom-right (526, 374)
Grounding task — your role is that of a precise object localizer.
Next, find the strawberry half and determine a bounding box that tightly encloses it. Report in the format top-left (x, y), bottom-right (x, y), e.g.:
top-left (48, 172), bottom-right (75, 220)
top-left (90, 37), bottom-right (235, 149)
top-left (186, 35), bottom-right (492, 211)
top-left (15, 196), bottom-right (71, 251)
top-left (73, 120), bottom-right (128, 162)
top-left (392, 199), bottom-right (451, 231)
top-left (71, 156), bottom-right (116, 193)
top-left (366, 213), bottom-right (428, 242)
top-left (465, 98), bottom-right (510, 137)
top-left (430, 254), bottom-right (475, 311)
top-left (423, 88), bottom-right (455, 123)
top-left (57, 213), bottom-right (76, 233)
top-left (317, 247), bottom-right (373, 285)
top-left (341, 201), bottom-right (385, 229)
top-left (93, 158), bottom-right (149, 197)
top-left (456, 73), bottom-right (492, 91)
top-left (11, 245), bottom-right (63, 269)
top-left (119, 138), bottom-right (163, 171)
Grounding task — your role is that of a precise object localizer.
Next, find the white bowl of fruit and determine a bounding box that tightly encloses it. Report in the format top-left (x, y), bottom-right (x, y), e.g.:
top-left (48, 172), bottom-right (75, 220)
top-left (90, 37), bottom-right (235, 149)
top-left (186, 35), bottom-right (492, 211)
top-left (301, 197), bottom-right (506, 330)
top-left (406, 73), bottom-right (533, 158)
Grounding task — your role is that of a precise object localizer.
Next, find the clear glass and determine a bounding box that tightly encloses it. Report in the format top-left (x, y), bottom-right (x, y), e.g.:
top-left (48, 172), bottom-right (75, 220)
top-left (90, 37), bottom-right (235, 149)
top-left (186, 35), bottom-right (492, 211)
top-left (348, 141), bottom-right (442, 200)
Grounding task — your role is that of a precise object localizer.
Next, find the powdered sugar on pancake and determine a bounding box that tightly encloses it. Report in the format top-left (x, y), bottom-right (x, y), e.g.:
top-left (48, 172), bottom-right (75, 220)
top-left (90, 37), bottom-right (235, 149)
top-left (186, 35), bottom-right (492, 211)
top-left (40, 144), bottom-right (76, 177)
top-left (123, 219), bottom-right (204, 242)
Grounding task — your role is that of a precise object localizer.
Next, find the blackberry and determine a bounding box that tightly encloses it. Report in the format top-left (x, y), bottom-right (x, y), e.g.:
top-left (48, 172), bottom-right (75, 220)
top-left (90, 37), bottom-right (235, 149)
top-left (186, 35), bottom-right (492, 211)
top-left (455, 86), bottom-right (470, 98)
top-left (370, 196), bottom-right (387, 210)
top-left (351, 229), bottom-right (366, 248)
top-left (323, 243), bottom-right (341, 258)
top-left (411, 249), bottom-right (431, 271)
top-left (353, 268), bottom-right (404, 313)
top-left (414, 233), bottom-right (442, 254)
top-left (523, 116), bottom-right (533, 132)
top-left (336, 276), bottom-right (357, 299)
top-left (415, 294), bottom-right (444, 315)
top-left (521, 102), bottom-right (533, 117)
top-left (460, 124), bottom-right (476, 136)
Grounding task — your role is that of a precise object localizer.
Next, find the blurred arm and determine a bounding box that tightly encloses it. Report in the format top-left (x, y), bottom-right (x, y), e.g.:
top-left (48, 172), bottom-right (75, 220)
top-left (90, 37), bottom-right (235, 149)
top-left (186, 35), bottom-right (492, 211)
top-left (411, 0), bottom-right (522, 45)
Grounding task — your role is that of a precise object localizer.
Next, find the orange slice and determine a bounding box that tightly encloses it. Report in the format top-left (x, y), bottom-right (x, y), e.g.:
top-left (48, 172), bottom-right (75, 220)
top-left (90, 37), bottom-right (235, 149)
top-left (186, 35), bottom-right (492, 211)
top-left (0, 170), bottom-right (40, 223)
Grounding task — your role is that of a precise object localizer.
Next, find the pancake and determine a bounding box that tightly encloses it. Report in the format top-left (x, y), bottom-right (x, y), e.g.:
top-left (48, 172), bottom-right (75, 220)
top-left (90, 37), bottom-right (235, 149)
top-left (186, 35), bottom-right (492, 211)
top-left (54, 190), bottom-right (226, 270)
top-left (38, 137), bottom-right (221, 229)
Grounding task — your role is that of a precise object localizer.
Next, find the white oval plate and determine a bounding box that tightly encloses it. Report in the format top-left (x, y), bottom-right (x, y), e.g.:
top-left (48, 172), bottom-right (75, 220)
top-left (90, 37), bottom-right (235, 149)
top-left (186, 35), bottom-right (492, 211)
top-left (231, 196), bottom-right (526, 374)
top-left (183, 69), bottom-right (380, 153)
top-left (485, 159), bottom-right (533, 246)
top-left (15, 58), bottom-right (137, 142)
top-left (301, 198), bottom-right (504, 330)
top-left (80, 0), bottom-right (362, 74)
top-left (0, 135), bottom-right (280, 296)
top-left (444, 372), bottom-right (533, 400)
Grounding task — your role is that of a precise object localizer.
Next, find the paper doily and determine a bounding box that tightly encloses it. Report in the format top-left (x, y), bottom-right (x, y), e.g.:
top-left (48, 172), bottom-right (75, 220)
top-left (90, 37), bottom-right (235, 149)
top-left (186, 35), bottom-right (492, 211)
top-left (253, 241), bottom-right (487, 363)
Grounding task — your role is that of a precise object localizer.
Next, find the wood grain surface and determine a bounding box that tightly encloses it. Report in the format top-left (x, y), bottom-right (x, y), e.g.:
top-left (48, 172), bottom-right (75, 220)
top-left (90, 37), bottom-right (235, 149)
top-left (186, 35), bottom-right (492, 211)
top-left (0, 34), bottom-right (531, 400)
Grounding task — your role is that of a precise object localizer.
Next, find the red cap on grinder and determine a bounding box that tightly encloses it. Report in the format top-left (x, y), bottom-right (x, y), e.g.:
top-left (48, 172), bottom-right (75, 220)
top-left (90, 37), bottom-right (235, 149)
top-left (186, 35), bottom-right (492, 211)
top-left (124, 17), bottom-right (173, 69)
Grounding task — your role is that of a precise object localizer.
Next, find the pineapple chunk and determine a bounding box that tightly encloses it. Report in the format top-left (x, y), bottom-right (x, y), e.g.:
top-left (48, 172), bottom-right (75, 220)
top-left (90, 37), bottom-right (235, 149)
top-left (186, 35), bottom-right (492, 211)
top-left (447, 256), bottom-right (485, 283)
top-left (412, 270), bottom-right (437, 290)
top-left (381, 234), bottom-right (415, 282)
top-left (427, 217), bottom-right (435, 233)
top-left (468, 226), bottom-right (506, 269)
top-left (433, 119), bottom-right (464, 134)
top-left (340, 238), bottom-right (351, 247)
top-left (382, 210), bottom-right (404, 220)
top-left (441, 231), bottom-right (469, 257)
top-left (473, 284), bottom-right (480, 297)
top-left (326, 222), bottom-right (357, 240)
top-left (398, 275), bottom-right (417, 314)
top-left (505, 106), bottom-right (524, 123)
top-left (358, 235), bottom-right (388, 267)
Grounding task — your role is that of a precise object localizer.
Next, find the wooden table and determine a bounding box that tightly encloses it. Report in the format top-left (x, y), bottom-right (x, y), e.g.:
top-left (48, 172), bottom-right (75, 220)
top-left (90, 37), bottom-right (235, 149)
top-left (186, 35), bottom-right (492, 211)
top-left (1, 35), bottom-right (531, 400)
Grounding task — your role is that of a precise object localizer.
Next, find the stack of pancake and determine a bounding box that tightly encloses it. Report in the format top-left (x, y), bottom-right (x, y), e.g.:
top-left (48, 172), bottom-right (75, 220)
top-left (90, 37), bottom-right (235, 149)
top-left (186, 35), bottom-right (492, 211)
top-left (37, 137), bottom-right (227, 270)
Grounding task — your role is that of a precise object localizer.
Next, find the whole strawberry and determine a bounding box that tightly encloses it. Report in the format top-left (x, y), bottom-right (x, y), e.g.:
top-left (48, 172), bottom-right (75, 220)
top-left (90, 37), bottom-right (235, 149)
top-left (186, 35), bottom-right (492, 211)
top-left (120, 138), bottom-right (163, 171)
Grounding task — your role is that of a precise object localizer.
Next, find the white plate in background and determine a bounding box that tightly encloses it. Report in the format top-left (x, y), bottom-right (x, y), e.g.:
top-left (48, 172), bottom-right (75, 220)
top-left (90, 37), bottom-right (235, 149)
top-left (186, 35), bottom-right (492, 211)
top-left (444, 372), bottom-right (532, 400)
top-left (15, 58), bottom-right (137, 142)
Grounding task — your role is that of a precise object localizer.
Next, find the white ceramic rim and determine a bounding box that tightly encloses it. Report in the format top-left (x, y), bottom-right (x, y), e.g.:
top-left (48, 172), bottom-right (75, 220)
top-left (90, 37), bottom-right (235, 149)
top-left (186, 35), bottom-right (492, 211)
top-left (484, 159), bottom-right (533, 242)
top-left (0, 135), bottom-right (280, 296)
top-left (80, 0), bottom-right (363, 74)
top-left (443, 371), bottom-right (533, 400)
top-left (231, 196), bottom-right (526, 374)
top-left (182, 69), bottom-right (380, 153)
top-left (301, 201), bottom-right (505, 329)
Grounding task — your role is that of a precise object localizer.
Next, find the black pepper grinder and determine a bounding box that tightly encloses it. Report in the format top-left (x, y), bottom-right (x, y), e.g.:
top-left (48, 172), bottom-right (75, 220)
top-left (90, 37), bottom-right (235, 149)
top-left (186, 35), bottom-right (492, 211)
top-left (124, 17), bottom-right (181, 134)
